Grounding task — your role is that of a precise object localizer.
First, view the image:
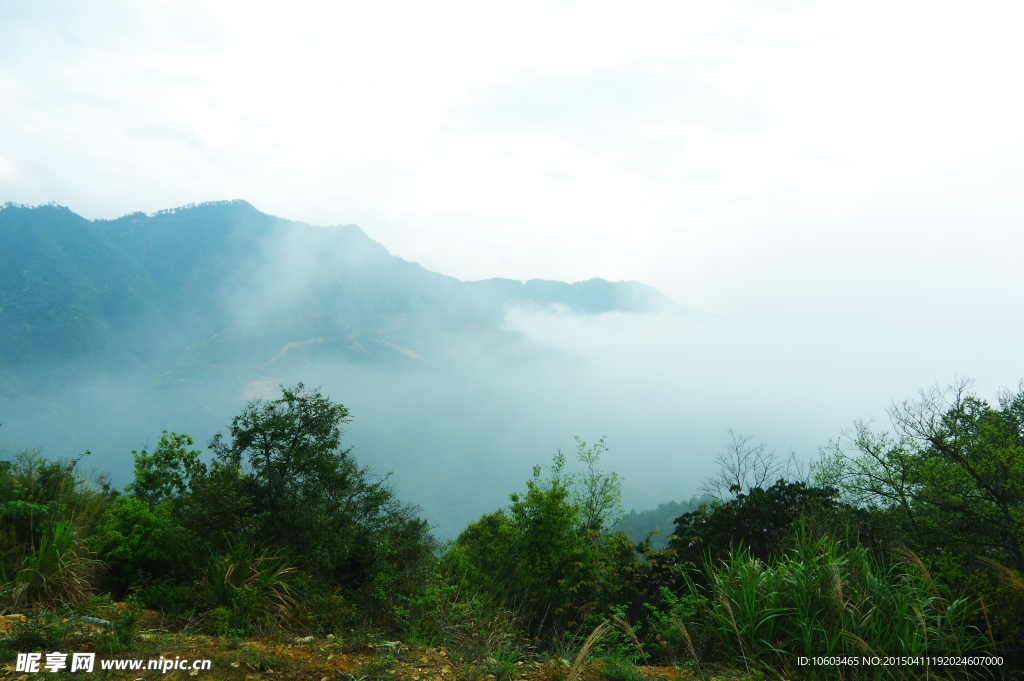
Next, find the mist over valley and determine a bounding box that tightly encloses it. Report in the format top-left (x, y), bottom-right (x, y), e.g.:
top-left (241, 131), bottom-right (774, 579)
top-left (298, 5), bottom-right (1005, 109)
top-left (4, 3), bottom-right (1024, 674)
top-left (0, 200), bottom-right (728, 536)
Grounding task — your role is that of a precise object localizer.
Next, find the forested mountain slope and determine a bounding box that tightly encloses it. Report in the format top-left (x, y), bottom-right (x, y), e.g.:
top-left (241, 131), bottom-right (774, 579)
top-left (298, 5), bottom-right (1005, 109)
top-left (0, 201), bottom-right (701, 533)
top-left (0, 200), bottom-right (692, 398)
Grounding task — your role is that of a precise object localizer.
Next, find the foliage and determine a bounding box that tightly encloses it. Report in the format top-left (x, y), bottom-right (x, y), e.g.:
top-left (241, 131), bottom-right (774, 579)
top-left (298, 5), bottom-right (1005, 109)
top-left (0, 450), bottom-right (106, 558)
top-left (669, 479), bottom-right (873, 570)
top-left (199, 536), bottom-right (300, 635)
top-left (613, 498), bottom-right (705, 550)
top-left (5, 519), bottom-right (100, 608)
top-left (482, 644), bottom-right (524, 681)
top-left (642, 586), bottom-right (708, 660)
top-left (126, 431), bottom-right (206, 508)
top-left (451, 440), bottom-right (661, 642)
top-left (452, 487), bottom-right (589, 637)
top-left (451, 449), bottom-right (596, 637)
top-left (0, 449), bottom-right (109, 610)
top-left (392, 559), bottom-right (522, 659)
top-left (294, 583), bottom-right (354, 636)
top-left (819, 378), bottom-right (1024, 570)
top-left (173, 458), bottom-right (255, 555)
top-left (597, 653), bottom-right (646, 681)
top-left (918, 550), bottom-right (1024, 673)
top-left (562, 437), bottom-right (624, 533)
top-left (93, 495), bottom-right (188, 597)
top-left (202, 383), bottom-right (435, 589)
top-left (108, 384), bottom-right (435, 612)
top-left (3, 378), bottom-right (1020, 681)
top-left (692, 533), bottom-right (990, 679)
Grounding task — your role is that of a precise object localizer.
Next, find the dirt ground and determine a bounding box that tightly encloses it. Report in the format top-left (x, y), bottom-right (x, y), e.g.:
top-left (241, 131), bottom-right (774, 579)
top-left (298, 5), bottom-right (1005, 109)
top-left (0, 611), bottom-right (756, 681)
top-left (0, 634), bottom-right (724, 681)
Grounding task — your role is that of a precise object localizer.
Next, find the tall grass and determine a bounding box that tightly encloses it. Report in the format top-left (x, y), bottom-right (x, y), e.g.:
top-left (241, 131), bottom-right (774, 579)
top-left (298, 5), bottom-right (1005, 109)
top-left (200, 536), bottom-right (300, 632)
top-left (6, 520), bottom-right (100, 608)
top-left (1, 451), bottom-right (109, 610)
top-left (695, 533), bottom-right (990, 679)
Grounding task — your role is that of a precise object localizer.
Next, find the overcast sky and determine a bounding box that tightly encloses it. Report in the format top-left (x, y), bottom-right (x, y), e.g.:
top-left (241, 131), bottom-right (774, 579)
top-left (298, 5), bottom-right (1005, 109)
top-left (3, 0), bottom-right (1024, 474)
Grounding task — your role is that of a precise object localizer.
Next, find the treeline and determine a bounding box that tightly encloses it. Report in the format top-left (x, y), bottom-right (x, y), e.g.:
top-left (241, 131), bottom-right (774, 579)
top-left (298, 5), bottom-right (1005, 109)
top-left (613, 499), bottom-right (707, 549)
top-left (1, 380), bottom-right (1022, 680)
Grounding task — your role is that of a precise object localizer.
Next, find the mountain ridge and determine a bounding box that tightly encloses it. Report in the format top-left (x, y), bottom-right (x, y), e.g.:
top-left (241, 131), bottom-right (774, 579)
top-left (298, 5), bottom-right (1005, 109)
top-left (0, 199), bottom-right (699, 397)
top-left (0, 199), bottom-right (709, 534)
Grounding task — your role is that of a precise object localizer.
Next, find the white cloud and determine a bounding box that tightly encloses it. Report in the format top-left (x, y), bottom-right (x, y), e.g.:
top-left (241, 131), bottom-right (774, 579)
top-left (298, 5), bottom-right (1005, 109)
top-left (0, 155), bottom-right (17, 183)
top-left (3, 0), bottom-right (1023, 458)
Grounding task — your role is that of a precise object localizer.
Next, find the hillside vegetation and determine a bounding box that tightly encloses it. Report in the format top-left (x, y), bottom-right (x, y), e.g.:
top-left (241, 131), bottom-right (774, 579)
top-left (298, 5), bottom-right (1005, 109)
top-left (1, 379), bottom-right (1021, 680)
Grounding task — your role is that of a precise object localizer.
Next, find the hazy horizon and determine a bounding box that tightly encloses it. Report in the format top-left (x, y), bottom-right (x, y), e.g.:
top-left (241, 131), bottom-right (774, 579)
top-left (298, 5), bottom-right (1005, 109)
top-left (2, 1), bottom-right (1023, 535)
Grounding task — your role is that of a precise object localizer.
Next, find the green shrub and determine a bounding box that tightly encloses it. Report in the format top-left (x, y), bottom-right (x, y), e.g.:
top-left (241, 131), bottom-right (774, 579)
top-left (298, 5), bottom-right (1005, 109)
top-left (93, 495), bottom-right (189, 599)
top-left (483, 644), bottom-right (524, 681)
top-left (153, 385), bottom-right (436, 599)
top-left (451, 440), bottom-right (628, 641)
top-left (643, 586), bottom-right (708, 660)
top-left (597, 653), bottom-right (646, 681)
top-left (391, 557), bottom-right (523, 658)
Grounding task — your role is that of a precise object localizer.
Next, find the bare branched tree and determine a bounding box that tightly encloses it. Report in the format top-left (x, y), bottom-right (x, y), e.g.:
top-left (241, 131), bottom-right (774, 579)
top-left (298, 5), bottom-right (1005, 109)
top-left (699, 429), bottom-right (806, 502)
top-left (812, 376), bottom-right (977, 508)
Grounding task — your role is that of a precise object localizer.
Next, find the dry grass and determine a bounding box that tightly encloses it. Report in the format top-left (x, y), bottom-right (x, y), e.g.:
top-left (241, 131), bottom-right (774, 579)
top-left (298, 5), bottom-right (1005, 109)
top-left (979, 556), bottom-right (1024, 595)
top-left (566, 620), bottom-right (611, 681)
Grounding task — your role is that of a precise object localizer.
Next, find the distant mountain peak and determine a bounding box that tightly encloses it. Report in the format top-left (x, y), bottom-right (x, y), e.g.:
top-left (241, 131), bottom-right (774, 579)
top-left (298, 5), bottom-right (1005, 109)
top-left (0, 201), bottom-right (702, 394)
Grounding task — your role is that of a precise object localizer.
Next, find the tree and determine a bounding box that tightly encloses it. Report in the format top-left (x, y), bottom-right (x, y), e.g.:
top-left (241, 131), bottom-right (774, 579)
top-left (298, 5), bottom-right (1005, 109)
top-left (127, 431), bottom-right (206, 508)
top-left (699, 430), bottom-right (806, 502)
top-left (203, 383), bottom-right (434, 586)
top-left (565, 436), bottom-right (624, 533)
top-left (122, 384), bottom-right (435, 595)
top-left (819, 378), bottom-right (1024, 570)
top-left (670, 479), bottom-right (857, 568)
top-left (452, 436), bottom-right (628, 637)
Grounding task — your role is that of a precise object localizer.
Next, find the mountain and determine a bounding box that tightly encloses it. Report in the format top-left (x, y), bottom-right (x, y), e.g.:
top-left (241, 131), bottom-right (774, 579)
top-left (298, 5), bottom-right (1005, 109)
top-left (0, 200), bottom-right (695, 396)
top-left (0, 200), bottom-right (702, 536)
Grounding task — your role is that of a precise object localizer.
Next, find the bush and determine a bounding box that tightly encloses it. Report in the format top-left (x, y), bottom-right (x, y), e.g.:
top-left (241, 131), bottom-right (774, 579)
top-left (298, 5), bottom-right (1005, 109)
top-left (669, 479), bottom-right (879, 574)
top-left (194, 384), bottom-right (435, 592)
top-left (642, 586), bottom-right (708, 661)
top-left (451, 440), bottom-right (640, 642)
top-left (5, 519), bottom-right (100, 608)
top-left (392, 558), bottom-right (523, 659)
top-left (93, 495), bottom-right (189, 599)
top-left (111, 384), bottom-right (436, 619)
